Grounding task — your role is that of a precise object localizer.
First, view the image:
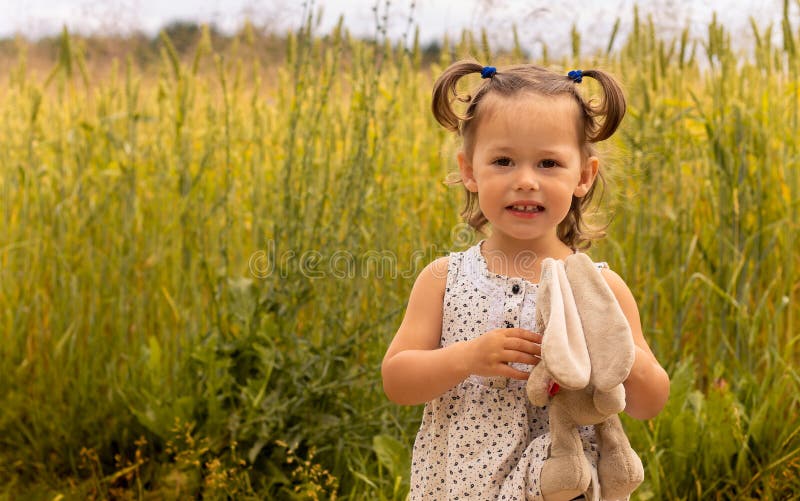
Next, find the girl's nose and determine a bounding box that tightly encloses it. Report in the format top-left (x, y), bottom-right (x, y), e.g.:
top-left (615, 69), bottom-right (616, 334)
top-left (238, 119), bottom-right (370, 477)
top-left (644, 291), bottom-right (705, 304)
top-left (515, 168), bottom-right (540, 190)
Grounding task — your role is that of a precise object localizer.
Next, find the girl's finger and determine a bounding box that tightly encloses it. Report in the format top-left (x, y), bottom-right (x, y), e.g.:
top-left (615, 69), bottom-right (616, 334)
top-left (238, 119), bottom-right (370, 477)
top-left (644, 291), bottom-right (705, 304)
top-left (509, 352), bottom-right (539, 366)
top-left (504, 337), bottom-right (540, 355)
top-left (509, 329), bottom-right (543, 343)
top-left (500, 366), bottom-right (531, 380)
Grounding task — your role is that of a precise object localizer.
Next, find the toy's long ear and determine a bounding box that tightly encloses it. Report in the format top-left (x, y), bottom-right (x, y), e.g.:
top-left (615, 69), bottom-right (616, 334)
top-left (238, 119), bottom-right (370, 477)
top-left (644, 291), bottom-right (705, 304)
top-left (539, 258), bottom-right (590, 390)
top-left (565, 253), bottom-right (634, 392)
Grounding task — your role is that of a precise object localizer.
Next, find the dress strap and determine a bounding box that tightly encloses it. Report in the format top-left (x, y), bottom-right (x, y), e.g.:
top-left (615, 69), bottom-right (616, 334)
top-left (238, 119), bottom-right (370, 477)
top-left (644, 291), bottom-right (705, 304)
top-left (445, 250), bottom-right (465, 293)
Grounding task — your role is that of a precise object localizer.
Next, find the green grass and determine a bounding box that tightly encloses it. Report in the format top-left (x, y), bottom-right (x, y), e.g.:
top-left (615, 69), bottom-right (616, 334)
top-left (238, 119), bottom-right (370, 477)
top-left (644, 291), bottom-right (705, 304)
top-left (1, 4), bottom-right (799, 499)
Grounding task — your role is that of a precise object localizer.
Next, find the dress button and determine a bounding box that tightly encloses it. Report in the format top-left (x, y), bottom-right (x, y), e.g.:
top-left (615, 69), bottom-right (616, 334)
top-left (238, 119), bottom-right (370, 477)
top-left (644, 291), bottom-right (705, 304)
top-left (512, 284), bottom-right (521, 294)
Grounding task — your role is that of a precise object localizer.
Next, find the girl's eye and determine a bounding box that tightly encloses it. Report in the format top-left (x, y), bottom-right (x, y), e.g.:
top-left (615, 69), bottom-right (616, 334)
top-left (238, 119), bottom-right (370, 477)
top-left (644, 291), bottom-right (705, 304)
top-left (493, 157), bottom-right (512, 167)
top-left (539, 159), bottom-right (559, 168)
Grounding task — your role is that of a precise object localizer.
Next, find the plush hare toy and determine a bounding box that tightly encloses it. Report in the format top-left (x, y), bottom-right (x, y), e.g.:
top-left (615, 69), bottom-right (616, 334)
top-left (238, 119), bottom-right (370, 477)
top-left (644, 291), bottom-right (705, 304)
top-left (526, 253), bottom-right (644, 501)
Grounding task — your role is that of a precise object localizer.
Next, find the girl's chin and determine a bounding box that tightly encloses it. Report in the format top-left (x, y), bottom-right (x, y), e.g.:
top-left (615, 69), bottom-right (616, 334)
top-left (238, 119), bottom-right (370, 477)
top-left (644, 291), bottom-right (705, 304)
top-left (486, 229), bottom-right (551, 243)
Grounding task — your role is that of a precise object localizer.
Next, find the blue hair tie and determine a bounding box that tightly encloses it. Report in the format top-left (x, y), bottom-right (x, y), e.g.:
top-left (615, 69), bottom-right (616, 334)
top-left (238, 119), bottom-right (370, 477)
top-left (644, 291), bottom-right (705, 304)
top-left (481, 66), bottom-right (497, 79)
top-left (568, 69), bottom-right (583, 83)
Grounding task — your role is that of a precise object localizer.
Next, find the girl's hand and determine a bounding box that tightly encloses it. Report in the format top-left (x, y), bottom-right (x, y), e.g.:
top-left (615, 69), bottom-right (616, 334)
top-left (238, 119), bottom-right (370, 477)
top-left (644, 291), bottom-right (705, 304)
top-left (461, 328), bottom-right (542, 380)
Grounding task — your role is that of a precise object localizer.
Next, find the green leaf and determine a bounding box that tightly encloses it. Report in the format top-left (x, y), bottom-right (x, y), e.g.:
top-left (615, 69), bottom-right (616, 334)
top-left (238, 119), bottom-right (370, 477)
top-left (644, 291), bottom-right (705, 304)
top-left (373, 434), bottom-right (410, 481)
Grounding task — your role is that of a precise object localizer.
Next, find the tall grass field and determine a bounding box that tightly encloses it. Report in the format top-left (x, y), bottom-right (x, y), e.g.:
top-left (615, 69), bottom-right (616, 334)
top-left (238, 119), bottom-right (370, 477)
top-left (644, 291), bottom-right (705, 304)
top-left (1, 3), bottom-right (799, 499)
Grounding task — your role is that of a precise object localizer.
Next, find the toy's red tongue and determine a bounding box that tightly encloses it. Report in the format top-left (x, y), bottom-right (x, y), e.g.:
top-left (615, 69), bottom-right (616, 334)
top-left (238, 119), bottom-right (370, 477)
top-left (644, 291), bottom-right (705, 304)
top-left (548, 381), bottom-right (561, 397)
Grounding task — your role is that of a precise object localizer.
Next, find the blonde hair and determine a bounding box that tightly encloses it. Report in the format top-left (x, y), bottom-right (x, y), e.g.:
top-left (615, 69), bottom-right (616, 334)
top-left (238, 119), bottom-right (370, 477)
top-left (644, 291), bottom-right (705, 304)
top-left (432, 60), bottom-right (627, 250)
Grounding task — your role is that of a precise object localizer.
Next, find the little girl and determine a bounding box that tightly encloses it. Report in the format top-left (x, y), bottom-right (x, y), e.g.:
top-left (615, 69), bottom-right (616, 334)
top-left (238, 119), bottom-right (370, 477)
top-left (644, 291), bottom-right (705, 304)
top-left (381, 61), bottom-right (670, 500)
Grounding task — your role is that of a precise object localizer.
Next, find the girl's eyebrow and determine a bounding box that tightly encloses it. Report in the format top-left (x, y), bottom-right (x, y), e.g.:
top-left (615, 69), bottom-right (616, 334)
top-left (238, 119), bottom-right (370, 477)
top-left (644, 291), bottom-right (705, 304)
top-left (485, 145), bottom-right (516, 153)
top-left (485, 144), bottom-right (572, 156)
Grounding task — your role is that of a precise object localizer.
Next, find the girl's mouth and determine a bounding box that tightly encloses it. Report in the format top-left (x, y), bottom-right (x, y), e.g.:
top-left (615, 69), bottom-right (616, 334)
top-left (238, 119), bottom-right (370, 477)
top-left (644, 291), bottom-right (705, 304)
top-left (506, 204), bottom-right (544, 218)
top-left (507, 204), bottom-right (543, 213)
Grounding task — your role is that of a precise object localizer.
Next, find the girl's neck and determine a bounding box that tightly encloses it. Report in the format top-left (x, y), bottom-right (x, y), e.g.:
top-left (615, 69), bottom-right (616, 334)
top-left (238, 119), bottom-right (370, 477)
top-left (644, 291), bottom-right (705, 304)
top-left (480, 232), bottom-right (576, 282)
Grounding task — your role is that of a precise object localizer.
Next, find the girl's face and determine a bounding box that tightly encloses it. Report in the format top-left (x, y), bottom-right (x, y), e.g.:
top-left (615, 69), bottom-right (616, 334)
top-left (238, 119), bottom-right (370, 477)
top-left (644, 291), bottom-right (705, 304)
top-left (458, 92), bottom-right (598, 247)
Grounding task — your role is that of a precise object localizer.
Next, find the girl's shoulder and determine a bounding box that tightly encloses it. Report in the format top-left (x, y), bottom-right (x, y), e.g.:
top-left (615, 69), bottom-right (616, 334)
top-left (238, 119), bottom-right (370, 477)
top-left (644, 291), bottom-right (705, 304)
top-left (420, 244), bottom-right (478, 283)
top-left (411, 256), bottom-right (449, 292)
top-left (599, 266), bottom-right (634, 298)
top-left (401, 257), bottom-right (449, 319)
top-left (424, 255), bottom-right (450, 283)
top-left (590, 264), bottom-right (642, 317)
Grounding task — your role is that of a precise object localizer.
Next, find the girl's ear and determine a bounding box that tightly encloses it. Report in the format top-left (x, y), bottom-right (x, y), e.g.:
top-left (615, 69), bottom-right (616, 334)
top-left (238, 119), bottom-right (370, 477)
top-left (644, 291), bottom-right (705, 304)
top-left (574, 156), bottom-right (599, 197)
top-left (457, 151), bottom-right (479, 193)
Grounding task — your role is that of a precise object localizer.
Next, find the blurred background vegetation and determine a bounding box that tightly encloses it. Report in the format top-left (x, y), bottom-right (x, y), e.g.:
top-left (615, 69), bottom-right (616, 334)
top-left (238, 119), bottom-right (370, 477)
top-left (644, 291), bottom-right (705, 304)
top-left (1, 1), bottom-right (799, 499)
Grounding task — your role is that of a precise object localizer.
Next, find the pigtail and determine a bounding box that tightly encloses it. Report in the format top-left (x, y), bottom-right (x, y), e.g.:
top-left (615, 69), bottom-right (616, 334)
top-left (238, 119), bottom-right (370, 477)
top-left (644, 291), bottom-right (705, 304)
top-left (431, 60), bottom-right (485, 133)
top-left (580, 69), bottom-right (627, 142)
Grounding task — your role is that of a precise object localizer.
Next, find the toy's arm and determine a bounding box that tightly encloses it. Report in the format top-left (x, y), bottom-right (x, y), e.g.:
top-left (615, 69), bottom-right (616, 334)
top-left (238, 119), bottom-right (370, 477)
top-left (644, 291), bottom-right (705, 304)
top-left (526, 362), bottom-right (552, 407)
top-left (593, 385), bottom-right (626, 415)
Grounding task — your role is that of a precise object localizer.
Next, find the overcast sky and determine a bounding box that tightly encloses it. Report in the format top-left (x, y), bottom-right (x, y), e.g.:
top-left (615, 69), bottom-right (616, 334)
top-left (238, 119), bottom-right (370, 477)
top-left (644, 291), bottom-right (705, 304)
top-left (1, 0), bottom-right (796, 56)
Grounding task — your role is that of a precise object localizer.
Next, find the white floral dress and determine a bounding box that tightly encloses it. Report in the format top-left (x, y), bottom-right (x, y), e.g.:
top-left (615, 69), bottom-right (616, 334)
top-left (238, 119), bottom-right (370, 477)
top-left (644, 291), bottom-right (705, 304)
top-left (409, 242), bottom-right (601, 500)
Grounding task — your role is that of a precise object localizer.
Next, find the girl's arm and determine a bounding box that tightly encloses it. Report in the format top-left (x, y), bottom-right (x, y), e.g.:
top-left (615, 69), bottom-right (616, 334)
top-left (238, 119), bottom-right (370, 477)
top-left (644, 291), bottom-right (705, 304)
top-left (602, 269), bottom-right (671, 420)
top-left (382, 257), bottom-right (541, 405)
